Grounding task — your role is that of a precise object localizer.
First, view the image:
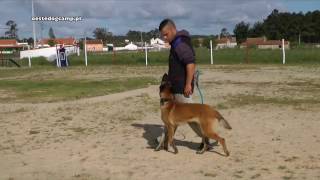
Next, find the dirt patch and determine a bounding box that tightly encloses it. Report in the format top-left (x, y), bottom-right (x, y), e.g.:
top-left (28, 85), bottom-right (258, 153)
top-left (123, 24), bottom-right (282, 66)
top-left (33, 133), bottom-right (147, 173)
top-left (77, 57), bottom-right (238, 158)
top-left (0, 65), bottom-right (319, 179)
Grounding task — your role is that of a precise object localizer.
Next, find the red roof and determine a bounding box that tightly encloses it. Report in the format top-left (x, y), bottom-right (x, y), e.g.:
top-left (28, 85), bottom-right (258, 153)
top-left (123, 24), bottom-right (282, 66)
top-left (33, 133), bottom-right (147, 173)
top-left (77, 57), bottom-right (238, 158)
top-left (40, 38), bottom-right (76, 45)
top-left (0, 39), bottom-right (22, 48)
top-left (216, 37), bottom-right (236, 44)
top-left (259, 40), bottom-right (289, 45)
top-left (241, 37), bottom-right (289, 46)
top-left (0, 39), bottom-right (17, 45)
top-left (86, 39), bottom-right (103, 45)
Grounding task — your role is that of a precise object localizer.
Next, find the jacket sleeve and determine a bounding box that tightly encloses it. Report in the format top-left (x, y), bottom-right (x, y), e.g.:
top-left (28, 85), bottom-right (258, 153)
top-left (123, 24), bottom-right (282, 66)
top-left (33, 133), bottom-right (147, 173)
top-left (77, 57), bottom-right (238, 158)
top-left (174, 42), bottom-right (195, 65)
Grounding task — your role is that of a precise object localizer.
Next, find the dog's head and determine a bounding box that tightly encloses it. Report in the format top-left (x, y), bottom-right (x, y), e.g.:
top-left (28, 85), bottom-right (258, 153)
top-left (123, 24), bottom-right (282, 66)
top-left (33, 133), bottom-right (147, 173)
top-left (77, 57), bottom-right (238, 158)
top-left (159, 73), bottom-right (174, 105)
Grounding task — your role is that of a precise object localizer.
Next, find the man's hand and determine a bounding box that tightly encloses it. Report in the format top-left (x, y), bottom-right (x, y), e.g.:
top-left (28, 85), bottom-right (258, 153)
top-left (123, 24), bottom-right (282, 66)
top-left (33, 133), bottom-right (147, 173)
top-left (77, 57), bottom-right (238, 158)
top-left (184, 63), bottom-right (195, 97)
top-left (184, 83), bottom-right (192, 97)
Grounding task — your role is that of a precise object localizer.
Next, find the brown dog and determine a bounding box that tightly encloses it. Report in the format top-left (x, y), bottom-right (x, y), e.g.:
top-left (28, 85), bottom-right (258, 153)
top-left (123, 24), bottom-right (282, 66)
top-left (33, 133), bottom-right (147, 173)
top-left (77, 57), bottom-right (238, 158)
top-left (157, 73), bottom-right (232, 156)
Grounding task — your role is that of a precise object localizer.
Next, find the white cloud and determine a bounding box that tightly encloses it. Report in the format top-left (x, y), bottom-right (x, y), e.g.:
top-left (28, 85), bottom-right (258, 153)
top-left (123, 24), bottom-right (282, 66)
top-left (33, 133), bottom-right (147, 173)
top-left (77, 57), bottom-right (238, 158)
top-left (0, 0), bottom-right (287, 38)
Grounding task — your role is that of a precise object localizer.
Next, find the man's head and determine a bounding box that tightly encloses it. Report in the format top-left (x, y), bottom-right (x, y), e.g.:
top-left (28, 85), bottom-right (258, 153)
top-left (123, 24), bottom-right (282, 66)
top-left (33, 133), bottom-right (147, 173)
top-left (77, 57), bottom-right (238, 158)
top-left (159, 19), bottom-right (177, 43)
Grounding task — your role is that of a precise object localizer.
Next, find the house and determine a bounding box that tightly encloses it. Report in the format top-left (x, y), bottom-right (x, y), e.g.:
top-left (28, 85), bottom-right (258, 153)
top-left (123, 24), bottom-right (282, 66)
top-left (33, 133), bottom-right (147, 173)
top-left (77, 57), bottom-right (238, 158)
top-left (216, 37), bottom-right (237, 49)
top-left (39, 37), bottom-right (77, 47)
top-left (150, 38), bottom-right (164, 45)
top-left (241, 37), bottom-right (290, 49)
top-left (150, 38), bottom-right (170, 48)
top-left (0, 39), bottom-right (23, 48)
top-left (85, 39), bottom-right (103, 52)
top-left (0, 39), bottom-right (25, 55)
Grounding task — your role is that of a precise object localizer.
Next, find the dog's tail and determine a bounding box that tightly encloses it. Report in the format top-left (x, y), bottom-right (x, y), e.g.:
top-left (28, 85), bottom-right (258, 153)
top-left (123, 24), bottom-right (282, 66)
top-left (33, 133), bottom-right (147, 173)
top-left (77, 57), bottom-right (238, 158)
top-left (217, 113), bottom-right (232, 130)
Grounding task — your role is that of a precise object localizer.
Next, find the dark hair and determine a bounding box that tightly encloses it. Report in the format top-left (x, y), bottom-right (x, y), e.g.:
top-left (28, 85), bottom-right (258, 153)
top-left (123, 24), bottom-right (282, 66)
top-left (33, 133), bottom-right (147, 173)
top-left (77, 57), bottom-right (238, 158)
top-left (159, 19), bottom-right (176, 31)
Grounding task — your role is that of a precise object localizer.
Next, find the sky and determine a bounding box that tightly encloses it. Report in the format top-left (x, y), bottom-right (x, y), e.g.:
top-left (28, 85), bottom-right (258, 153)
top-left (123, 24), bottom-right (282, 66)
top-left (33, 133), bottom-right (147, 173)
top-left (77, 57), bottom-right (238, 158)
top-left (0, 0), bottom-right (319, 39)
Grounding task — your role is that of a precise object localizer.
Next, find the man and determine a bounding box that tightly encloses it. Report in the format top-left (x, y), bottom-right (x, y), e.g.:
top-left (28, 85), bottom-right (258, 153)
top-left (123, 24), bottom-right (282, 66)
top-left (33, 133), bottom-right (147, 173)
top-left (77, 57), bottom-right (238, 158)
top-left (57, 44), bottom-right (69, 67)
top-left (158, 19), bottom-right (210, 150)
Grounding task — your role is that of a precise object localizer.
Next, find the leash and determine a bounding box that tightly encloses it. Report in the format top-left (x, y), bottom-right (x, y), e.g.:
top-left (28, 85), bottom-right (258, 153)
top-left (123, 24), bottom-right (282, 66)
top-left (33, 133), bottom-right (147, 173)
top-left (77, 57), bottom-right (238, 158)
top-left (194, 69), bottom-right (204, 104)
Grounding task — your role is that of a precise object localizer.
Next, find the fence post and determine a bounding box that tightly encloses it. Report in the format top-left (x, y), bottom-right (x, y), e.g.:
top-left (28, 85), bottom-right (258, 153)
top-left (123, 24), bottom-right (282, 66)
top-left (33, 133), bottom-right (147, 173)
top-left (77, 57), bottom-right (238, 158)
top-left (282, 39), bottom-right (286, 64)
top-left (84, 36), bottom-right (88, 66)
top-left (210, 40), bottom-right (213, 64)
top-left (145, 42), bottom-right (148, 67)
top-left (28, 45), bottom-right (31, 67)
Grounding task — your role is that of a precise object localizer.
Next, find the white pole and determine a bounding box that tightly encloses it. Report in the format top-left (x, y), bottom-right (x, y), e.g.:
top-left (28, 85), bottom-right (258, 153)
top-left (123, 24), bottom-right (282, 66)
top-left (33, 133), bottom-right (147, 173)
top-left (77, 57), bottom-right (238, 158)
top-left (145, 42), bottom-right (148, 67)
top-left (31, 0), bottom-right (37, 49)
top-left (210, 40), bottom-right (213, 64)
top-left (59, 49), bottom-right (61, 67)
top-left (55, 45), bottom-right (59, 67)
top-left (84, 36), bottom-right (88, 66)
top-left (28, 45), bottom-right (31, 67)
top-left (77, 46), bottom-right (80, 56)
top-left (282, 39), bottom-right (286, 64)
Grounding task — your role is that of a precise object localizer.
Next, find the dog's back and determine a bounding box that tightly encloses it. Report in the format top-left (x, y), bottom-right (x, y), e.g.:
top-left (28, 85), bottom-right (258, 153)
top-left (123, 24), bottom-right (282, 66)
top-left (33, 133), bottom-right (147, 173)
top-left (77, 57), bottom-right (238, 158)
top-left (168, 102), bottom-right (232, 130)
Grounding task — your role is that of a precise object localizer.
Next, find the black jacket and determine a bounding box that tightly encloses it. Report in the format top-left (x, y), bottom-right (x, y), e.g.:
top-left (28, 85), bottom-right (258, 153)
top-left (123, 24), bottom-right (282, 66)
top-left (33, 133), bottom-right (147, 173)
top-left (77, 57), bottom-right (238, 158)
top-left (168, 30), bottom-right (195, 94)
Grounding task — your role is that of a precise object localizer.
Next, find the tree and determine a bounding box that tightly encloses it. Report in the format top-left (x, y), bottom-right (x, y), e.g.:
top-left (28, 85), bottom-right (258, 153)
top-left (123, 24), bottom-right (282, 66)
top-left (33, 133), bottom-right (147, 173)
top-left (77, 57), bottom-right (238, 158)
top-left (148, 28), bottom-right (160, 39)
top-left (202, 36), bottom-right (216, 49)
top-left (48, 39), bottom-right (55, 47)
top-left (233, 9), bottom-right (320, 43)
top-left (93, 28), bottom-right (112, 45)
top-left (220, 28), bottom-right (230, 38)
top-left (48, 27), bottom-right (56, 39)
top-left (126, 30), bottom-right (142, 42)
top-left (191, 38), bottom-right (200, 48)
top-left (5, 20), bottom-right (18, 39)
top-left (233, 21), bottom-right (250, 44)
top-left (249, 22), bottom-right (265, 37)
top-left (20, 37), bottom-right (34, 46)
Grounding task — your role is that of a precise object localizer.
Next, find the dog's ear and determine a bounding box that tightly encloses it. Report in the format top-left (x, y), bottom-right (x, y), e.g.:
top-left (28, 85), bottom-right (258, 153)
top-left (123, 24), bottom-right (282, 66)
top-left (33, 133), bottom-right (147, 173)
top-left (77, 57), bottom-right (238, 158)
top-left (161, 73), bottom-right (168, 85)
top-left (159, 73), bottom-right (169, 92)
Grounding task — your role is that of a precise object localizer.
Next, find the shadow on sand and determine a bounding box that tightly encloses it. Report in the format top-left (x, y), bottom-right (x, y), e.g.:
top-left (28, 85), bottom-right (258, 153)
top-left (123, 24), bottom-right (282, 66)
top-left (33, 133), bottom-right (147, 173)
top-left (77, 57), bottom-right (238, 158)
top-left (131, 123), bottom-right (220, 153)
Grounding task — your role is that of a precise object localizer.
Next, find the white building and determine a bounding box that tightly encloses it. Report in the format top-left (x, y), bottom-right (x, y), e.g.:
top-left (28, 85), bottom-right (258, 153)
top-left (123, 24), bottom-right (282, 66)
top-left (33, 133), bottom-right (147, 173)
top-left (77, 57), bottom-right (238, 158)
top-left (216, 37), bottom-right (237, 49)
top-left (150, 38), bottom-right (170, 49)
top-left (150, 38), bottom-right (164, 45)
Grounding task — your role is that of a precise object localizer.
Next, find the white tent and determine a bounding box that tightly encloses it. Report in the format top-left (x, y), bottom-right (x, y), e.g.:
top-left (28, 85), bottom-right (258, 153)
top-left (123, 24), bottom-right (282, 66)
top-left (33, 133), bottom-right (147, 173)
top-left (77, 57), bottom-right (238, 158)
top-left (125, 42), bottom-right (138, 51)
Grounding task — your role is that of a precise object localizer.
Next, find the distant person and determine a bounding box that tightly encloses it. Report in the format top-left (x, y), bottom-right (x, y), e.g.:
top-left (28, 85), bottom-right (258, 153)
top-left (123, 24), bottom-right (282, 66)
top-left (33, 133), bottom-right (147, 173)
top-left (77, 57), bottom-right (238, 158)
top-left (158, 19), bottom-right (210, 150)
top-left (57, 44), bottom-right (70, 67)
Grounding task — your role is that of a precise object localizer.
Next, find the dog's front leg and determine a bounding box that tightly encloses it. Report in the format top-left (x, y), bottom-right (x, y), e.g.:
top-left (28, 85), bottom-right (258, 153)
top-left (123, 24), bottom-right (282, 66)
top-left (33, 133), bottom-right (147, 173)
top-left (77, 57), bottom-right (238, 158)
top-left (155, 125), bottom-right (169, 151)
top-left (196, 137), bottom-right (208, 154)
top-left (155, 131), bottom-right (165, 151)
top-left (167, 125), bottom-right (178, 154)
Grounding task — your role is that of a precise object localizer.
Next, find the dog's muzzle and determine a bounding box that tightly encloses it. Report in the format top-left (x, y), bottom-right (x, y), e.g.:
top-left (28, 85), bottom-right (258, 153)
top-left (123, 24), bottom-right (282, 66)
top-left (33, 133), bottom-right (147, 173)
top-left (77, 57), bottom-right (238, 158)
top-left (160, 98), bottom-right (172, 106)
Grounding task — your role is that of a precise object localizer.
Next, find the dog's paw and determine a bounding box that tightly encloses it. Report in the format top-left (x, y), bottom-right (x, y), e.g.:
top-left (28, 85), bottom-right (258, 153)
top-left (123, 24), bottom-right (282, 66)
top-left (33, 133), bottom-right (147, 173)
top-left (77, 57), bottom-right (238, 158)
top-left (196, 149), bottom-right (206, 154)
top-left (225, 151), bottom-right (230, 157)
top-left (173, 147), bottom-right (179, 154)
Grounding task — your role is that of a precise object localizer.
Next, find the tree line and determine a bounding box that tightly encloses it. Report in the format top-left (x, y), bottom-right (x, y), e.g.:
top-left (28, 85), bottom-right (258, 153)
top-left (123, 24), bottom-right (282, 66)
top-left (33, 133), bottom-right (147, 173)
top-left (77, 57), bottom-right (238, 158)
top-left (233, 9), bottom-right (320, 44)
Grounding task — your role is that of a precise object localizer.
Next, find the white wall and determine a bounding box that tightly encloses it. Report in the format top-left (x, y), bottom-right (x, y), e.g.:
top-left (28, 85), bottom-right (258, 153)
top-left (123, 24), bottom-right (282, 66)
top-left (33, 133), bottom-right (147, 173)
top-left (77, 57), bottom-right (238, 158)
top-left (20, 46), bottom-right (78, 62)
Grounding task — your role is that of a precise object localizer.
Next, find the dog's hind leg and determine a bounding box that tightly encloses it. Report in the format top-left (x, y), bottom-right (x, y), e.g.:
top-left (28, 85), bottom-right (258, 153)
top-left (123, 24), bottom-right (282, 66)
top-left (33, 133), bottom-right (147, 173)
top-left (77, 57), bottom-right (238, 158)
top-left (202, 123), bottom-right (230, 156)
top-left (206, 132), bottom-right (229, 156)
top-left (188, 122), bottom-right (210, 151)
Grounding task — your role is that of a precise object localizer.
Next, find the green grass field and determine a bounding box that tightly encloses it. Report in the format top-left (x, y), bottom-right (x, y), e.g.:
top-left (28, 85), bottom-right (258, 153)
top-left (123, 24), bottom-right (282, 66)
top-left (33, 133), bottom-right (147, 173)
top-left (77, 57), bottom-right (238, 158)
top-left (15, 47), bottom-right (320, 67)
top-left (0, 66), bottom-right (161, 103)
top-left (1, 47), bottom-right (319, 103)
top-left (0, 77), bottom-right (157, 103)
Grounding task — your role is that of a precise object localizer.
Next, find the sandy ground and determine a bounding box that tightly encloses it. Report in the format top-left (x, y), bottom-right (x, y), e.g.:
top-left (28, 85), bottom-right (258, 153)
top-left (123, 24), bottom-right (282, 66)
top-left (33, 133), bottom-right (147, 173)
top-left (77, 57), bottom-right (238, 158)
top-left (0, 65), bottom-right (320, 180)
